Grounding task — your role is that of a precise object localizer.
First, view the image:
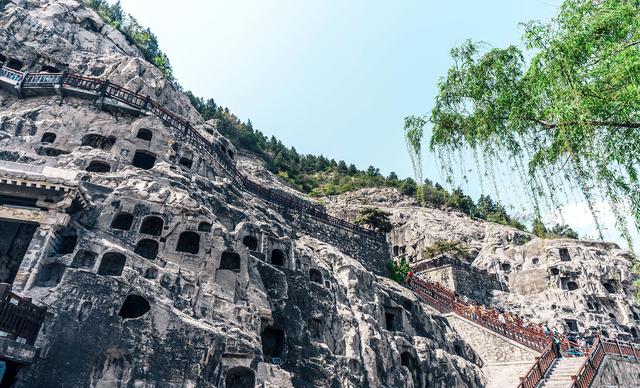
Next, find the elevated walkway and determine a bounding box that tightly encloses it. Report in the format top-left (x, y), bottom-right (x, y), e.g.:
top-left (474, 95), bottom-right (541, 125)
top-left (405, 274), bottom-right (640, 388)
top-left (444, 313), bottom-right (538, 388)
top-left (0, 62), bottom-right (385, 242)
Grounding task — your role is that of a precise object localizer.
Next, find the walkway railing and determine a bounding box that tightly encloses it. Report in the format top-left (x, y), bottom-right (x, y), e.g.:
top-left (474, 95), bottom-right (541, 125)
top-left (0, 284), bottom-right (47, 345)
top-left (571, 337), bottom-right (640, 388)
top-left (0, 63), bottom-right (385, 241)
top-left (517, 342), bottom-right (557, 388)
top-left (406, 275), bottom-right (551, 352)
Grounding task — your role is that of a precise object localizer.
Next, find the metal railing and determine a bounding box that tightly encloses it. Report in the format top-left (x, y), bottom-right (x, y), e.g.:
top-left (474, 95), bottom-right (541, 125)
top-left (407, 275), bottom-right (551, 352)
top-left (0, 64), bottom-right (386, 241)
top-left (517, 342), bottom-right (557, 388)
top-left (571, 337), bottom-right (640, 388)
top-left (0, 284), bottom-right (47, 345)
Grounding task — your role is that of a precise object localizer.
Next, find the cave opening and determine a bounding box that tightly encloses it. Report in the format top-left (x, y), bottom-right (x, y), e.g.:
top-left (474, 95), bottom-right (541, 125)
top-left (118, 294), bottom-right (150, 319)
top-left (309, 268), bottom-right (323, 284)
top-left (71, 249), bottom-right (97, 268)
top-left (261, 327), bottom-right (285, 362)
top-left (6, 58), bottom-right (23, 70)
top-left (308, 318), bottom-right (323, 339)
top-left (602, 281), bottom-right (616, 294)
top-left (97, 252), bottom-right (126, 276)
top-left (134, 239), bottom-right (159, 260)
top-left (242, 235), bottom-right (258, 251)
top-left (220, 251), bottom-right (241, 271)
top-left (111, 212), bottom-right (134, 231)
top-left (401, 351), bottom-right (414, 369)
top-left (86, 161), bottom-right (111, 173)
top-left (197, 222), bottom-right (211, 232)
top-left (40, 132), bottom-right (56, 144)
top-left (565, 319), bottom-right (579, 333)
top-left (176, 231), bottom-right (200, 254)
top-left (179, 157), bottom-right (193, 169)
top-left (0, 219), bottom-right (38, 284)
top-left (132, 150), bottom-right (156, 170)
top-left (81, 134), bottom-right (116, 151)
top-left (224, 367), bottom-right (255, 388)
top-left (34, 262), bottom-right (65, 287)
top-left (57, 232), bottom-right (78, 255)
top-left (136, 128), bottom-right (153, 141)
top-left (559, 248), bottom-right (571, 262)
top-left (139, 216), bottom-right (163, 236)
top-left (565, 281), bottom-right (579, 291)
top-left (270, 249), bottom-right (284, 266)
top-left (384, 308), bottom-right (401, 331)
top-left (40, 65), bottom-right (60, 73)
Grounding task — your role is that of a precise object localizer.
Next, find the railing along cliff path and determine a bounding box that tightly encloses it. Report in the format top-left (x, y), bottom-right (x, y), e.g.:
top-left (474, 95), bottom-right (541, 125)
top-left (0, 63), bottom-right (385, 241)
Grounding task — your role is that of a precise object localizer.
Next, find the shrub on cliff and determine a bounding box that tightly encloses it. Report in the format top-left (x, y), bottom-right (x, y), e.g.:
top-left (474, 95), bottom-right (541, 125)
top-left (389, 258), bottom-right (410, 283)
top-left (82, 0), bottom-right (174, 81)
top-left (423, 240), bottom-right (468, 260)
top-left (355, 208), bottom-right (393, 233)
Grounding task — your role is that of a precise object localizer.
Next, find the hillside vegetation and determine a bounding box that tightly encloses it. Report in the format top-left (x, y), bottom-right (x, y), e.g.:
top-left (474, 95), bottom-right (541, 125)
top-left (84, 0), bottom-right (579, 238)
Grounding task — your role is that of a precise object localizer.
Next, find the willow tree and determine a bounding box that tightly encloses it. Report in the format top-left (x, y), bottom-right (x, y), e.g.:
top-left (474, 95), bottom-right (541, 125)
top-left (406, 0), bottom-right (640, 248)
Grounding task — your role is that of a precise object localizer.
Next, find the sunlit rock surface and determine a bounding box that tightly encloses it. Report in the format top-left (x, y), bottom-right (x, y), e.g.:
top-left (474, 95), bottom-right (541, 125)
top-left (0, 1), bottom-right (488, 387)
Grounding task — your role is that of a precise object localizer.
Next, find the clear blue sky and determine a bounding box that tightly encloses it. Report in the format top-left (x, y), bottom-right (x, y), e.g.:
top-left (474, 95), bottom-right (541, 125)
top-left (115, 0), bottom-right (639, 250)
top-left (117, 0), bottom-right (559, 182)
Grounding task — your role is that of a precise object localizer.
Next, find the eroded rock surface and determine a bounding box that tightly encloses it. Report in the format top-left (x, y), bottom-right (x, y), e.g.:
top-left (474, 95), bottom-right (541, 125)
top-left (0, 1), bottom-right (487, 387)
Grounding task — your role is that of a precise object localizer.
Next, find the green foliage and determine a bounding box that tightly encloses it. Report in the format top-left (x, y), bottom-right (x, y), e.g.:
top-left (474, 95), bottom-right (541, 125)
top-left (549, 224), bottom-right (579, 239)
top-left (409, 0), bottom-right (640, 249)
top-left (404, 116), bottom-right (426, 188)
top-left (531, 218), bottom-right (549, 238)
top-left (389, 258), bottom-right (410, 283)
top-left (532, 219), bottom-right (579, 239)
top-left (82, 0), bottom-right (174, 81)
top-left (423, 240), bottom-right (468, 259)
top-left (188, 89), bottom-right (528, 228)
top-left (355, 208), bottom-right (393, 233)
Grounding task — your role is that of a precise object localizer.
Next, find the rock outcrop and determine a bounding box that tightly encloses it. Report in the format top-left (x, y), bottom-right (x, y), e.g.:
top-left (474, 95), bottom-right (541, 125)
top-left (0, 1), bottom-right (486, 387)
top-left (0, 1), bottom-right (638, 387)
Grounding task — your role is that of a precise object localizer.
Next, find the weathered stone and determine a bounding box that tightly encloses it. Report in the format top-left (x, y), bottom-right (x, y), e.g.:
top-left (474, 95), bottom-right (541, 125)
top-left (0, 1), bottom-right (487, 386)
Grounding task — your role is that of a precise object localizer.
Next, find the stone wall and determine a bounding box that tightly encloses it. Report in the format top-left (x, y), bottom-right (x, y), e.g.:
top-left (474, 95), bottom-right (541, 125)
top-left (445, 314), bottom-right (538, 388)
top-left (286, 211), bottom-right (390, 277)
top-left (592, 356), bottom-right (640, 388)
top-left (418, 265), bottom-right (502, 303)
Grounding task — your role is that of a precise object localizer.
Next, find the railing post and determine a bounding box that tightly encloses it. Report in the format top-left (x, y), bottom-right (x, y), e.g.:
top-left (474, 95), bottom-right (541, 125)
top-left (615, 339), bottom-right (623, 356)
top-left (56, 70), bottom-right (67, 104)
top-left (100, 79), bottom-right (109, 97)
top-left (14, 71), bottom-right (26, 98)
top-left (98, 79), bottom-right (109, 110)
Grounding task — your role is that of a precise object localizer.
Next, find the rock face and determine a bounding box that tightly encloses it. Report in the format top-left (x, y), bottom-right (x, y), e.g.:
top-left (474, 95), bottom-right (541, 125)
top-left (0, 1), bottom-right (486, 387)
top-left (331, 188), bottom-right (640, 342)
top-left (1, 1), bottom-right (638, 387)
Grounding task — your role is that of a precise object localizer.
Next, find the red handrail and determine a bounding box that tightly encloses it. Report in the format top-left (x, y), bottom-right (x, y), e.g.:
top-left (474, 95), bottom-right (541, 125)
top-left (571, 337), bottom-right (640, 388)
top-left (518, 342), bottom-right (557, 388)
top-left (407, 275), bottom-right (552, 352)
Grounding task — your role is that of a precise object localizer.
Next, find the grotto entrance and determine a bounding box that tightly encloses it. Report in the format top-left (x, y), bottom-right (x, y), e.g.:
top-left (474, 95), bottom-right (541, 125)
top-left (224, 367), bottom-right (255, 388)
top-left (0, 219), bottom-right (38, 284)
top-left (0, 358), bottom-right (21, 387)
top-left (261, 327), bottom-right (285, 363)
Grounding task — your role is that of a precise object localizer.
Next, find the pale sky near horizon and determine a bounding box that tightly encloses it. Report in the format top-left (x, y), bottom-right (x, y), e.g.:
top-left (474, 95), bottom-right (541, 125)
top-left (115, 0), bottom-right (639, 251)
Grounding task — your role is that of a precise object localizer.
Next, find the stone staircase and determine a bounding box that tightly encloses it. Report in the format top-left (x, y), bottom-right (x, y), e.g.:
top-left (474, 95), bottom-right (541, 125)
top-left (538, 356), bottom-right (586, 388)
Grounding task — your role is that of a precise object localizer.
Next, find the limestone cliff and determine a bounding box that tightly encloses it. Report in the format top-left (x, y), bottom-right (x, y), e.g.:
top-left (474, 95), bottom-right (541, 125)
top-left (0, 1), bottom-right (485, 387)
